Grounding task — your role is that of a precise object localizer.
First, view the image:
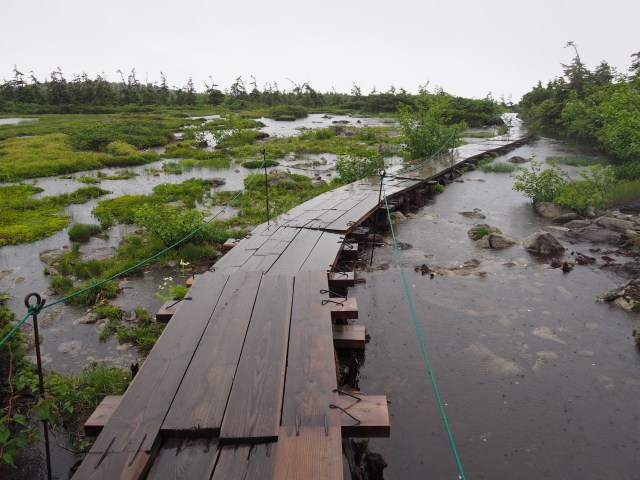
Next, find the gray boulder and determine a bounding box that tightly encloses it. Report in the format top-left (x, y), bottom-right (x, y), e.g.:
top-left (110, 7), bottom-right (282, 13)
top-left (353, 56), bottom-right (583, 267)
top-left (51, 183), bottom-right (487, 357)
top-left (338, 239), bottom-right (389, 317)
top-left (595, 216), bottom-right (636, 233)
top-left (523, 231), bottom-right (566, 254)
top-left (563, 220), bottom-right (591, 229)
top-left (475, 234), bottom-right (517, 249)
top-left (534, 202), bottom-right (572, 219)
top-left (553, 212), bottom-right (584, 224)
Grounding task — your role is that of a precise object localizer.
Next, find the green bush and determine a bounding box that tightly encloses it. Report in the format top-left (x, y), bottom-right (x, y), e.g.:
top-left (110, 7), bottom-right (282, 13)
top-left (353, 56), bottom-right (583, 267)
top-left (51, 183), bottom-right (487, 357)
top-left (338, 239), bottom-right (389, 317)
top-left (242, 159), bottom-right (279, 169)
top-left (512, 159), bottom-right (570, 203)
top-left (106, 140), bottom-right (138, 156)
top-left (268, 105), bottom-right (308, 120)
top-left (68, 223), bottom-right (102, 242)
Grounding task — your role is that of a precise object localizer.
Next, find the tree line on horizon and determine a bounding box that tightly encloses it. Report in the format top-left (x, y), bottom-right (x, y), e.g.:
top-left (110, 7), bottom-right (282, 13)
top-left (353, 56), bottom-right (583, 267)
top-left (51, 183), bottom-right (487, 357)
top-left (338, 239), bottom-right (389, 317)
top-left (519, 45), bottom-right (640, 173)
top-left (0, 66), bottom-right (503, 127)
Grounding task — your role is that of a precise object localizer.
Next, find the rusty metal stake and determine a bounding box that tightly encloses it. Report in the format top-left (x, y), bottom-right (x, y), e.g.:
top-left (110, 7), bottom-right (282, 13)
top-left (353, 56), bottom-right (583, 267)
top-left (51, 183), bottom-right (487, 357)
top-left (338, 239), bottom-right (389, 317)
top-left (25, 293), bottom-right (52, 480)
top-left (369, 170), bottom-right (386, 267)
top-left (261, 149), bottom-right (270, 227)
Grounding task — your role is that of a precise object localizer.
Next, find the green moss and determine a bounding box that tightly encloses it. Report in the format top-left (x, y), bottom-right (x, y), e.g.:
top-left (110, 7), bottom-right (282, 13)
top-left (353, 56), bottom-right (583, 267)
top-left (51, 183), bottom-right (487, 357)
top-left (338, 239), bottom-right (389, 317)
top-left (242, 159), bottom-right (279, 169)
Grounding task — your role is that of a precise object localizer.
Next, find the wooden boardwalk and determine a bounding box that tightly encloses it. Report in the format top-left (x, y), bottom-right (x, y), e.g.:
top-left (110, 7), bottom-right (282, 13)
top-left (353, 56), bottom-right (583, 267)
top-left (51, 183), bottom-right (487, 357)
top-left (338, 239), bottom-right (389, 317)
top-left (73, 115), bottom-right (527, 479)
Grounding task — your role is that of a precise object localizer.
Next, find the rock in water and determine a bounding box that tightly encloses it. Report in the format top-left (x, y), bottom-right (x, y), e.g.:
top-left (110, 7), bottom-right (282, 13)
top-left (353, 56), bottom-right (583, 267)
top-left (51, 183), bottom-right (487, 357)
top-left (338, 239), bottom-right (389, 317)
top-left (595, 216), bottom-right (636, 233)
top-left (507, 155), bottom-right (528, 164)
top-left (522, 231), bottom-right (566, 254)
top-left (475, 234), bottom-right (517, 249)
top-left (534, 202), bottom-right (572, 219)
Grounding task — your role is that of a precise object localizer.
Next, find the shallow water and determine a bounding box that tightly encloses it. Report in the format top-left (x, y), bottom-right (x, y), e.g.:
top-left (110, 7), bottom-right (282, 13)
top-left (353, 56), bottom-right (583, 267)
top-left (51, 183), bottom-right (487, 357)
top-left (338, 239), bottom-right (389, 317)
top-left (356, 139), bottom-right (640, 479)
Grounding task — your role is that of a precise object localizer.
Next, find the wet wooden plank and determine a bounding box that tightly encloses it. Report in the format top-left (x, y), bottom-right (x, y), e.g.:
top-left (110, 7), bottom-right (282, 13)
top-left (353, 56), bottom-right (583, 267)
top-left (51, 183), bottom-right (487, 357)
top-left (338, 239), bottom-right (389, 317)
top-left (211, 443), bottom-right (278, 480)
top-left (299, 232), bottom-right (344, 271)
top-left (84, 395), bottom-right (122, 437)
top-left (86, 272), bottom-right (230, 456)
top-left (273, 427), bottom-right (343, 480)
top-left (325, 193), bottom-right (381, 232)
top-left (156, 299), bottom-right (186, 323)
top-left (239, 227), bottom-right (299, 272)
top-left (280, 271), bottom-right (339, 430)
top-left (219, 275), bottom-right (294, 444)
top-left (146, 438), bottom-right (218, 480)
top-left (213, 230), bottom-right (275, 274)
top-left (162, 272), bottom-right (263, 436)
top-left (72, 450), bottom-right (153, 480)
top-left (266, 228), bottom-right (324, 274)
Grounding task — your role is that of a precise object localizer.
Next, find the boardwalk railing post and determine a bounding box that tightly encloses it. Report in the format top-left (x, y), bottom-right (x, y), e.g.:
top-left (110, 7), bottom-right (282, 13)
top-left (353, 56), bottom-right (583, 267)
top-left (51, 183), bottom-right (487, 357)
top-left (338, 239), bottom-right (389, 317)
top-left (24, 292), bottom-right (52, 480)
top-left (261, 149), bottom-right (270, 227)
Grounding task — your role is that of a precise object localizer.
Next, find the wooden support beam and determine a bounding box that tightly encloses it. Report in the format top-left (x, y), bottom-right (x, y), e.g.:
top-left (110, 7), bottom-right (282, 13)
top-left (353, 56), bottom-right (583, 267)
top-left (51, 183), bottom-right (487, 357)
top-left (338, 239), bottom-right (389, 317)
top-left (341, 243), bottom-right (359, 259)
top-left (185, 275), bottom-right (196, 287)
top-left (328, 271), bottom-right (355, 288)
top-left (156, 299), bottom-right (186, 323)
top-left (222, 238), bottom-right (239, 251)
top-left (84, 395), bottom-right (122, 437)
top-left (329, 297), bottom-right (358, 321)
top-left (332, 324), bottom-right (366, 349)
top-left (337, 394), bottom-right (390, 438)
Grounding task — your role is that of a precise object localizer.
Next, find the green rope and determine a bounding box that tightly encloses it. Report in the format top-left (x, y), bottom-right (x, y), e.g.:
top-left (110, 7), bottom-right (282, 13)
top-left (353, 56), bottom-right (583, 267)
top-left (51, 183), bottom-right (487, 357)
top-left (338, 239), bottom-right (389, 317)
top-left (380, 175), bottom-right (467, 480)
top-left (0, 312), bottom-right (31, 348)
top-left (0, 162), bottom-right (267, 348)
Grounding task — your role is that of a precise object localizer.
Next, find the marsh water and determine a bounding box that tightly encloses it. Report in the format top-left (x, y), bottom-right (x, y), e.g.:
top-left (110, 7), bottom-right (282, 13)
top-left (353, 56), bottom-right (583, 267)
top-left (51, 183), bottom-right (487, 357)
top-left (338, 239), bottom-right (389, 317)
top-left (2, 120), bottom-right (639, 478)
top-left (356, 139), bottom-right (640, 479)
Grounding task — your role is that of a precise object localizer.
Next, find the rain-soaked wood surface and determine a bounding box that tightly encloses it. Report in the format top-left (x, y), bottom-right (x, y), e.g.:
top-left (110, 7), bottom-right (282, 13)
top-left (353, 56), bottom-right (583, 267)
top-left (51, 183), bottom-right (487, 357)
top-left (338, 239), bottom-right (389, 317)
top-left (75, 115), bottom-right (527, 479)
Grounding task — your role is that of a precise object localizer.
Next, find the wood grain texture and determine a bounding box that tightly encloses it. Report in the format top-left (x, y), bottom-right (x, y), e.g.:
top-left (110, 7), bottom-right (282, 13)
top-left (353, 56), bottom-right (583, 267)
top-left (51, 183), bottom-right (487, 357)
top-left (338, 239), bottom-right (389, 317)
top-left (272, 427), bottom-right (343, 480)
top-left (332, 324), bottom-right (366, 349)
top-left (162, 272), bottom-right (263, 436)
top-left (299, 232), bottom-right (344, 271)
top-left (87, 273), bottom-right (230, 455)
top-left (337, 395), bottom-right (390, 438)
top-left (211, 443), bottom-right (278, 480)
top-left (72, 451), bottom-right (153, 480)
top-left (84, 395), bottom-right (122, 437)
top-left (266, 228), bottom-right (323, 274)
top-left (146, 438), bottom-right (218, 480)
top-left (219, 275), bottom-right (294, 444)
top-left (280, 271), bottom-right (339, 429)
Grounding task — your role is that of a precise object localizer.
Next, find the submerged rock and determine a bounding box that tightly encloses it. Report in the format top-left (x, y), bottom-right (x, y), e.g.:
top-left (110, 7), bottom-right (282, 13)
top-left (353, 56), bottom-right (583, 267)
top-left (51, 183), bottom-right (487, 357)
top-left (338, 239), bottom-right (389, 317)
top-left (467, 223), bottom-right (501, 241)
top-left (507, 155), bottom-right (528, 164)
top-left (458, 208), bottom-right (486, 219)
top-left (523, 231), bottom-right (566, 254)
top-left (211, 177), bottom-right (226, 186)
top-left (475, 234), bottom-right (517, 249)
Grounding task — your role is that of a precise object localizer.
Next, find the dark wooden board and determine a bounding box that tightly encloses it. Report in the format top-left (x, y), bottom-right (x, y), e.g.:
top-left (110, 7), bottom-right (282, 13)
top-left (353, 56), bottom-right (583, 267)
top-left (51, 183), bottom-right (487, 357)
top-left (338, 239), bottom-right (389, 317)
top-left (162, 272), bottom-right (263, 436)
top-left (84, 395), bottom-right (122, 437)
top-left (238, 227), bottom-right (299, 273)
top-left (266, 228), bottom-right (323, 274)
top-left (272, 426), bottom-right (343, 480)
top-left (299, 232), bottom-right (344, 271)
top-left (219, 275), bottom-right (294, 444)
top-left (333, 324), bottom-right (366, 349)
top-left (280, 271), bottom-right (339, 429)
top-left (212, 229), bottom-right (278, 274)
top-left (86, 273), bottom-right (230, 455)
top-left (146, 438), bottom-right (218, 480)
top-left (338, 394), bottom-right (390, 438)
top-left (211, 443), bottom-right (278, 480)
top-left (325, 193), bottom-right (382, 232)
top-left (72, 451), bottom-right (153, 480)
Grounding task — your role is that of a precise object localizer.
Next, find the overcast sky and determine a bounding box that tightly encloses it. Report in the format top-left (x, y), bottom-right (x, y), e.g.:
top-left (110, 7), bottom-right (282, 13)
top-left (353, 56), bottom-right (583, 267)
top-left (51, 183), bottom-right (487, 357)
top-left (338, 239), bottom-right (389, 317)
top-left (2, 0), bottom-right (638, 102)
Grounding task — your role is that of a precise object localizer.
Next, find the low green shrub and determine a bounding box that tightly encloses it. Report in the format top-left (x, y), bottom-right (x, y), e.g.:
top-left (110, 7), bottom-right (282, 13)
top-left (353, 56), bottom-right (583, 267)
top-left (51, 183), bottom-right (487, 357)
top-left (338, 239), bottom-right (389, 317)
top-left (68, 223), bottom-right (102, 242)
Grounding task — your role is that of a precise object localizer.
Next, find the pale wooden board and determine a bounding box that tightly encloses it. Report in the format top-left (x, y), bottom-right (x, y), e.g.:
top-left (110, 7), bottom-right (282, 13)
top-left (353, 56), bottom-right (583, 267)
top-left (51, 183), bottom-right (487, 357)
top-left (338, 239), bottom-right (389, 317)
top-left (272, 427), bottom-right (344, 480)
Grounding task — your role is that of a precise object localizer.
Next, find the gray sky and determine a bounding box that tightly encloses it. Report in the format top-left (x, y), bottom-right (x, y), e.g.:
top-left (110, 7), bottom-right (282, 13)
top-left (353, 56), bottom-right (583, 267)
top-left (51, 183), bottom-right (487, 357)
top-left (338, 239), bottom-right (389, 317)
top-left (2, 0), bottom-right (638, 102)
